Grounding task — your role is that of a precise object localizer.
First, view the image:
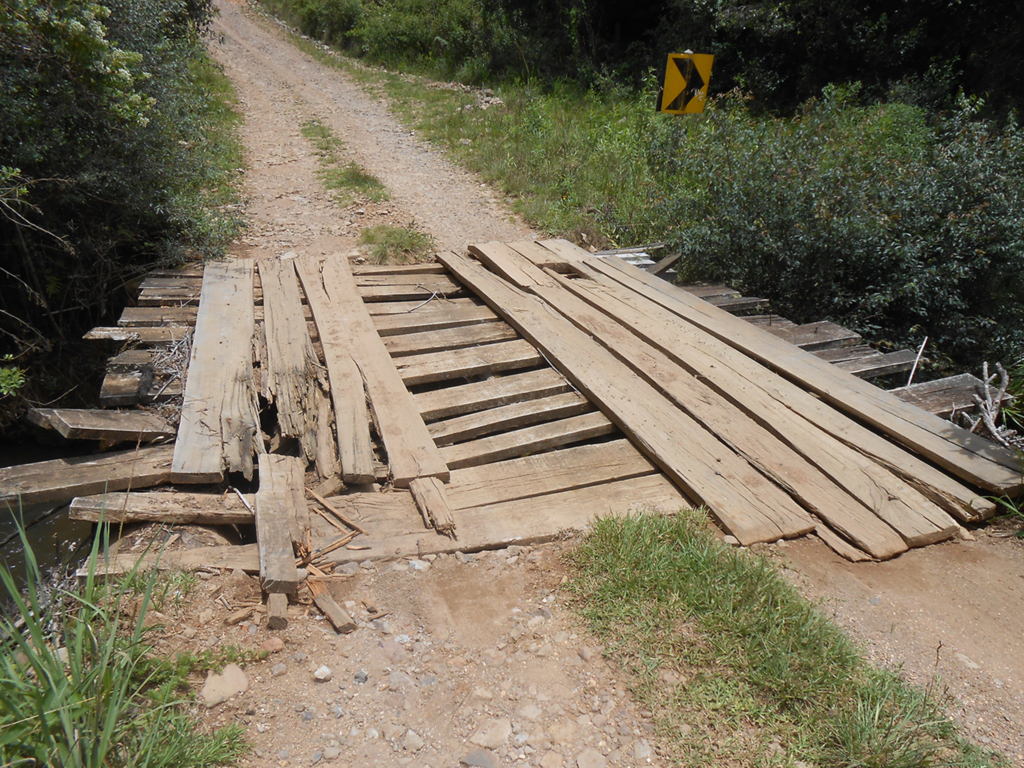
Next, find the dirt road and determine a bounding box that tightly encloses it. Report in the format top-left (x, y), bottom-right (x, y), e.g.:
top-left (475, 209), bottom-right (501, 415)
top-left (198, 3), bottom-right (1024, 765)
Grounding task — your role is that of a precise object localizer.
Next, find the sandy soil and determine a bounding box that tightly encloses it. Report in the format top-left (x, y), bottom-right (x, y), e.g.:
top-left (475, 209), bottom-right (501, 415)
top-left (187, 3), bottom-right (1024, 766)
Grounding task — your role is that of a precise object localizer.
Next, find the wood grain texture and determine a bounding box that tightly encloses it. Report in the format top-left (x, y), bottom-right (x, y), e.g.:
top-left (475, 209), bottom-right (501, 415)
top-left (255, 453), bottom-right (301, 594)
top-left (172, 259), bottom-right (261, 484)
top-left (414, 368), bottom-right (572, 422)
top-left (409, 476), bottom-right (456, 535)
top-left (27, 408), bottom-right (174, 442)
top-left (370, 301), bottom-right (498, 337)
top-left (70, 491), bottom-right (254, 525)
top-left (428, 391), bottom-right (592, 446)
top-left (382, 322), bottom-right (518, 357)
top-left (395, 339), bottom-right (544, 386)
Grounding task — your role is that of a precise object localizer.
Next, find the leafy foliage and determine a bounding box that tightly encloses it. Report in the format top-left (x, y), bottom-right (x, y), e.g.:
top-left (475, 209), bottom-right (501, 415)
top-left (0, 0), bottom-right (241, 425)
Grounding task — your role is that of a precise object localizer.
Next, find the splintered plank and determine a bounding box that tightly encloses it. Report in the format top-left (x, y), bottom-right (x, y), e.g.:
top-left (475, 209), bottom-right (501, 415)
top-left (409, 476), bottom-right (456, 535)
top-left (315, 254), bottom-right (448, 487)
top-left (326, 474), bottom-right (692, 564)
top-left (428, 391), bottom-right (592, 446)
top-left (85, 326), bottom-right (192, 343)
top-left (414, 368), bottom-right (573, 421)
top-left (171, 259), bottom-right (261, 484)
top-left (382, 322), bottom-right (518, 357)
top-left (27, 408), bottom-right (174, 442)
top-left (255, 454), bottom-right (302, 593)
top-left (258, 258), bottom-right (329, 471)
top-left (308, 580), bottom-right (356, 633)
top-left (1, 445), bottom-right (173, 509)
top-left (440, 411), bottom-right (617, 469)
top-left (576, 248), bottom-right (1021, 497)
top-left (370, 302), bottom-right (499, 337)
top-left (70, 491), bottom-right (253, 524)
top-left (78, 544), bottom-right (260, 579)
top-left (295, 256), bottom-right (375, 485)
top-left (396, 339), bottom-right (544, 386)
top-left (446, 439), bottom-right (656, 510)
top-left (439, 250), bottom-right (815, 545)
top-left (541, 273), bottom-right (926, 554)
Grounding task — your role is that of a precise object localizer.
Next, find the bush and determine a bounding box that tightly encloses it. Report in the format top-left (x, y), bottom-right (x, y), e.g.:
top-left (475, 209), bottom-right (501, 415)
top-left (652, 87), bottom-right (1024, 370)
top-left (0, 0), bottom-right (241, 424)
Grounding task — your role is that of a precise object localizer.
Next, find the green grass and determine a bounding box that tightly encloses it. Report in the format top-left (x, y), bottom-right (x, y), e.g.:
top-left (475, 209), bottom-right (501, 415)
top-left (300, 117), bottom-right (389, 204)
top-left (0, 524), bottom-right (247, 767)
top-left (565, 512), bottom-right (1000, 768)
top-left (358, 224), bottom-right (436, 264)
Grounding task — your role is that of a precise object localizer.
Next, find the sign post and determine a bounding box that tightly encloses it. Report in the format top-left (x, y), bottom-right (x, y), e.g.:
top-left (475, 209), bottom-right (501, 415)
top-left (658, 51), bottom-right (714, 114)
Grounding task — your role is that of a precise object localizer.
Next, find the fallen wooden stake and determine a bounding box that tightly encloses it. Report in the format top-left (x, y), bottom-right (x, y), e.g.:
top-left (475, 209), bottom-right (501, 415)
top-left (266, 592), bottom-right (289, 630)
top-left (308, 579), bottom-right (357, 633)
top-left (409, 476), bottom-right (457, 537)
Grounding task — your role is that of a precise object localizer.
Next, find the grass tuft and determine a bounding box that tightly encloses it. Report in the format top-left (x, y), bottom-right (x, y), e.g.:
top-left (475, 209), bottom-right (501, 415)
top-left (564, 511), bottom-right (998, 767)
top-left (300, 117), bottom-right (389, 205)
top-left (0, 523), bottom-right (248, 767)
top-left (358, 224), bottom-right (435, 264)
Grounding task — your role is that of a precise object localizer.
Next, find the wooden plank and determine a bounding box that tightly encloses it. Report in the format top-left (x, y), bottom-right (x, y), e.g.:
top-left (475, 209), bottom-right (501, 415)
top-left (837, 349), bottom-right (918, 379)
top-left (439, 250), bottom-right (815, 545)
top-left (742, 315), bottom-right (798, 331)
top-left (70, 491), bottom-right (253, 525)
top-left (414, 368), bottom-right (572, 421)
top-left (316, 254), bottom-right (449, 487)
top-left (649, 253), bottom-right (680, 275)
top-left (295, 256), bottom-right (376, 485)
top-left (395, 339), bottom-right (544, 386)
top-left (441, 411), bottom-right (617, 470)
top-left (258, 258), bottom-right (329, 470)
top-left (171, 259), bottom-right (261, 484)
top-left (27, 408), bottom-right (174, 442)
top-left (118, 306), bottom-right (198, 327)
top-left (382, 322), bottom-right (518, 357)
top-left (255, 453), bottom-right (301, 594)
top-left (1, 445), bottom-right (173, 509)
top-left (137, 287), bottom-right (201, 306)
top-left (767, 321), bottom-right (861, 351)
top-left (541, 273), bottom-right (933, 553)
top-left (78, 543), bottom-right (260, 579)
top-left (139, 276), bottom-right (204, 289)
top-left (267, 592), bottom-right (289, 630)
top-left (428, 391), bottom-right (592, 446)
top-left (681, 284), bottom-right (740, 300)
top-left (370, 302), bottom-right (499, 337)
top-left (308, 581), bottom-right (356, 633)
top-left (889, 374), bottom-right (993, 419)
top-left (535, 238), bottom-right (591, 267)
top-left (409, 476), bottom-right (456, 535)
top-left (326, 474), bottom-right (692, 564)
top-left (99, 372), bottom-right (180, 407)
top-left (352, 262), bottom-right (445, 277)
top-left (358, 277), bottom-right (463, 302)
top-left (813, 344), bottom-right (879, 364)
top-left (470, 242), bottom-right (558, 289)
top-left (106, 349), bottom-right (156, 372)
top-left (506, 240), bottom-right (574, 270)
top-left (84, 326), bottom-right (192, 343)
top-left (365, 297), bottom-right (478, 317)
top-left (705, 295), bottom-right (769, 314)
top-left (577, 249), bottom-right (1021, 495)
top-left (446, 439), bottom-right (655, 511)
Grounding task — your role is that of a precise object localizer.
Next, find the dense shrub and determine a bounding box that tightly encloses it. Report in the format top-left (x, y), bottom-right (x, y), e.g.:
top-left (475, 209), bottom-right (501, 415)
top-left (0, 0), bottom-right (239, 422)
top-left (652, 87), bottom-right (1024, 369)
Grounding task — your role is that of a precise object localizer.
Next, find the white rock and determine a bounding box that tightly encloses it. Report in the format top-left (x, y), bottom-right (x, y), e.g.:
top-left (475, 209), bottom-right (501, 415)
top-left (470, 718), bottom-right (512, 749)
top-left (313, 665), bottom-right (333, 682)
top-left (201, 664), bottom-right (249, 708)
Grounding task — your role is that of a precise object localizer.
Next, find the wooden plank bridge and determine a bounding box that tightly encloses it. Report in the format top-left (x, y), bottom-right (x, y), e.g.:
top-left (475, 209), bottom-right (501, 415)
top-left (4, 240), bottom-right (1021, 627)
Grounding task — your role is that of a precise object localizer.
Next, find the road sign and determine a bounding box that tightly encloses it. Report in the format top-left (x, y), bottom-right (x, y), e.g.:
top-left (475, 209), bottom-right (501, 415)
top-left (658, 52), bottom-right (714, 114)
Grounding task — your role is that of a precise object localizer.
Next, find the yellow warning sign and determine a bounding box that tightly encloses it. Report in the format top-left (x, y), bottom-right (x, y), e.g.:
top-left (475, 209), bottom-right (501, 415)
top-left (658, 52), bottom-right (714, 114)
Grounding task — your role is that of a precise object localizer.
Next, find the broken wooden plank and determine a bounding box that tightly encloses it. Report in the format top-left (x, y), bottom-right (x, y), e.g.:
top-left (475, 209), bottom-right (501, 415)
top-left (767, 321), bottom-right (862, 351)
top-left (106, 349), bottom-right (157, 372)
top-left (84, 326), bottom-right (192, 343)
top-left (70, 491), bottom-right (253, 525)
top-left (255, 454), bottom-right (302, 594)
top-left (267, 592), bottom-right (289, 630)
top-left (258, 258), bottom-right (329, 471)
top-left (395, 339), bottom-right (544, 386)
top-left (1, 445), bottom-right (173, 509)
top-left (316, 254), bottom-right (449, 487)
top-left (136, 287), bottom-right (201, 306)
top-left (171, 259), bottom-right (261, 484)
top-left (439, 250), bottom-right (815, 545)
top-left (576, 248), bottom-right (1021, 496)
top-left (705, 295), bottom-right (769, 315)
top-left (428, 391), bottom-right (592, 446)
top-left (27, 408), bottom-right (174, 442)
top-left (409, 476), bottom-right (456, 535)
top-left (308, 580), bottom-right (356, 633)
top-left (295, 256), bottom-right (376, 485)
top-left (414, 368), bottom-right (573, 422)
top-left (99, 372), bottom-right (181, 407)
top-left (370, 301), bottom-right (499, 337)
top-left (440, 410), bottom-right (617, 470)
top-left (446, 439), bottom-right (656, 511)
top-left (382, 322), bottom-right (519, 357)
